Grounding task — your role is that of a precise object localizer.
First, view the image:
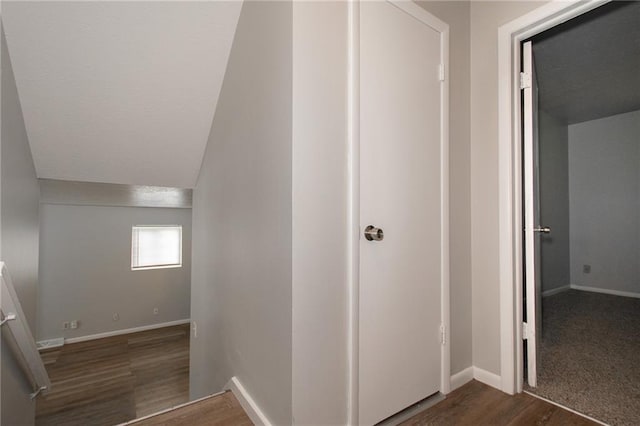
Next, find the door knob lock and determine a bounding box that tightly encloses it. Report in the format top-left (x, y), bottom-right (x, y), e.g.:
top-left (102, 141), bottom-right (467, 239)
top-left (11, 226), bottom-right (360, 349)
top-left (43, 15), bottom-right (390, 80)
top-left (364, 225), bottom-right (384, 241)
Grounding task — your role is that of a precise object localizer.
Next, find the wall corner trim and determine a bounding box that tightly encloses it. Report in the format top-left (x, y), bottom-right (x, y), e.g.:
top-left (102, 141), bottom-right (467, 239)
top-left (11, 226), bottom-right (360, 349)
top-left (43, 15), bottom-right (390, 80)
top-left (541, 285), bottom-right (571, 298)
top-left (224, 376), bottom-right (272, 426)
top-left (473, 367), bottom-right (502, 390)
top-left (450, 367), bottom-right (474, 392)
top-left (450, 366), bottom-right (501, 392)
top-left (570, 284), bottom-right (640, 299)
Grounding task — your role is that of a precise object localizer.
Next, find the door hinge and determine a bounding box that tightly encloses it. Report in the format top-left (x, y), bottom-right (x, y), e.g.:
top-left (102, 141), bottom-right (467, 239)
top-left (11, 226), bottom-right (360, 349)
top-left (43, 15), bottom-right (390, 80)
top-left (440, 324), bottom-right (446, 345)
top-left (520, 72), bottom-right (531, 89)
top-left (438, 64), bottom-right (445, 82)
top-left (522, 322), bottom-right (529, 340)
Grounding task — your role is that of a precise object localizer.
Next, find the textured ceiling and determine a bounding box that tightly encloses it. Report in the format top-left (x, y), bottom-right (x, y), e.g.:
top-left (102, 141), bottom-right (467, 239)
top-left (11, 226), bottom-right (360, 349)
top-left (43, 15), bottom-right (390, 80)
top-left (2, 1), bottom-right (242, 188)
top-left (533, 1), bottom-right (640, 125)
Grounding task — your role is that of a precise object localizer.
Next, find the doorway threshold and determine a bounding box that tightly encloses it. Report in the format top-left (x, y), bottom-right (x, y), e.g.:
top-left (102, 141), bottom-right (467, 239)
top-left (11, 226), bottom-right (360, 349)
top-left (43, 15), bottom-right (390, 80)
top-left (523, 390), bottom-right (608, 426)
top-left (376, 392), bottom-right (446, 426)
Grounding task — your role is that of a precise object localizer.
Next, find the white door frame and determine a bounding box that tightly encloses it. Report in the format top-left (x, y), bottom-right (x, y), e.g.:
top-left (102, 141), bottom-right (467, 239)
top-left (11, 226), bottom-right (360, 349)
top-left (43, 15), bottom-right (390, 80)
top-left (497, 0), bottom-right (610, 395)
top-left (346, 1), bottom-right (449, 424)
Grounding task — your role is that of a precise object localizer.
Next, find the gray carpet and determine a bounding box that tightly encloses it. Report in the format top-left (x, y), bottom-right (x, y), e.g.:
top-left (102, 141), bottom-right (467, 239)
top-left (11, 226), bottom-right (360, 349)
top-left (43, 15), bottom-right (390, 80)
top-left (526, 290), bottom-right (640, 425)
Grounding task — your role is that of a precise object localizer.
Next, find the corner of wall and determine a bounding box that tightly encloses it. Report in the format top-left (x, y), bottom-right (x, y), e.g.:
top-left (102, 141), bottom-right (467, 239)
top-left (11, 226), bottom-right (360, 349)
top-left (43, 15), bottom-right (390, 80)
top-left (225, 377), bottom-right (273, 426)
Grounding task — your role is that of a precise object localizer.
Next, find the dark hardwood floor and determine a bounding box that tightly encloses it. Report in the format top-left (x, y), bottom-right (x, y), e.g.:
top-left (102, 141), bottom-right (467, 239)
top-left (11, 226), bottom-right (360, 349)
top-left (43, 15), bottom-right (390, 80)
top-left (125, 378), bottom-right (597, 426)
top-left (36, 324), bottom-right (190, 426)
top-left (37, 327), bottom-right (598, 426)
top-left (401, 380), bottom-right (598, 426)
top-left (130, 391), bottom-right (252, 426)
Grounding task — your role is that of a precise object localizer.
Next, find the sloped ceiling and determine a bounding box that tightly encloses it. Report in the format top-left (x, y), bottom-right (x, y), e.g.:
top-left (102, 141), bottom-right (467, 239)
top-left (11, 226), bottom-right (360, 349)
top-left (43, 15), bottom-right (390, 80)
top-left (2, 1), bottom-right (242, 188)
top-left (533, 1), bottom-right (640, 124)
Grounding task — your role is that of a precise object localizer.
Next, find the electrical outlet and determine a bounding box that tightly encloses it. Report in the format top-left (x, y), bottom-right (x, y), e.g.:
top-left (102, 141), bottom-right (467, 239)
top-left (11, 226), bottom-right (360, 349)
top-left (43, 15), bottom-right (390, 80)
top-left (192, 321), bottom-right (198, 339)
top-left (153, 307), bottom-right (159, 315)
top-left (583, 264), bottom-right (591, 274)
top-left (70, 320), bottom-right (79, 329)
top-left (63, 321), bottom-right (70, 330)
top-left (113, 313), bottom-right (120, 321)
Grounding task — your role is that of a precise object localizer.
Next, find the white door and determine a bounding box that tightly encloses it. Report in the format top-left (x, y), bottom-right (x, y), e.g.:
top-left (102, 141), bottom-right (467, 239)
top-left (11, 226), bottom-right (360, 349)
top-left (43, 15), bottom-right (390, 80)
top-left (522, 40), bottom-right (544, 388)
top-left (359, 2), bottom-right (444, 424)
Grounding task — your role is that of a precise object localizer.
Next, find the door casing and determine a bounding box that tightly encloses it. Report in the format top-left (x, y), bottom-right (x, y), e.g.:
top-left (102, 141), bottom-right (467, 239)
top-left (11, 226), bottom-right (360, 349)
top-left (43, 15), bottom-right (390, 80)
top-left (497, 0), bottom-right (611, 395)
top-left (346, 1), bottom-right (450, 424)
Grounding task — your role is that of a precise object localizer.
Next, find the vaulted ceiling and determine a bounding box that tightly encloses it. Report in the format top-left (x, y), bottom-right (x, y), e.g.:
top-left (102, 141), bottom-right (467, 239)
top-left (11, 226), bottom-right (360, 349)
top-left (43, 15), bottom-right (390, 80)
top-left (533, 1), bottom-right (640, 125)
top-left (2, 1), bottom-right (242, 188)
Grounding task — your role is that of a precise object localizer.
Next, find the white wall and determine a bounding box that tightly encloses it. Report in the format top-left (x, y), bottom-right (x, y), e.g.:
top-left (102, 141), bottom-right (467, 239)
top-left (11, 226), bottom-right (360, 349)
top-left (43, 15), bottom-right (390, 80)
top-left (470, 0), bottom-right (550, 376)
top-left (417, 0), bottom-right (473, 376)
top-left (539, 109), bottom-right (570, 292)
top-left (1, 27), bottom-right (40, 426)
top-left (38, 203), bottom-right (191, 341)
top-left (192, 3), bottom-right (476, 423)
top-left (292, 4), bottom-right (474, 423)
top-left (188, 1), bottom-right (571, 421)
top-left (568, 110), bottom-right (640, 295)
top-left (190, 2), bottom-right (293, 425)
top-left (294, 2), bottom-right (475, 422)
top-left (291, 3), bottom-right (349, 425)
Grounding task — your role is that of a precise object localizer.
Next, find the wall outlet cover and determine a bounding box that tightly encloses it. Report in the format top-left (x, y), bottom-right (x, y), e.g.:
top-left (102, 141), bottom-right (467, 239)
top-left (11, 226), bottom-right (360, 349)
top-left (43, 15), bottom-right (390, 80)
top-left (63, 321), bottom-right (70, 330)
top-left (583, 264), bottom-right (591, 273)
top-left (113, 313), bottom-right (120, 321)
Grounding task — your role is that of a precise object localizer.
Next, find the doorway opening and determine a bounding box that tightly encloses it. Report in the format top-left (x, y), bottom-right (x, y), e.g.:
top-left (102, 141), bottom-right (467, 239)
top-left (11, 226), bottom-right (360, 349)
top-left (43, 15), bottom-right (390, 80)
top-left (520, 2), bottom-right (640, 424)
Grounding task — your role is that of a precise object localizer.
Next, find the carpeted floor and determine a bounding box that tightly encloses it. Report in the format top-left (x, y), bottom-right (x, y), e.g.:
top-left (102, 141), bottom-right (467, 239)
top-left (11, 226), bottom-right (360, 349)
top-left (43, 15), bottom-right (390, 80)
top-left (526, 290), bottom-right (640, 426)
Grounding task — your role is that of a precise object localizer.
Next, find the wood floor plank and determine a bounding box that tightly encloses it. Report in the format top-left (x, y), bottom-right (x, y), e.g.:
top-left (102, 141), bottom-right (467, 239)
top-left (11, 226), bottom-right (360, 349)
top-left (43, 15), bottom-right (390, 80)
top-left (37, 326), bottom-right (600, 426)
top-left (399, 380), bottom-right (599, 426)
top-left (36, 324), bottom-right (191, 426)
top-left (132, 392), bottom-right (253, 426)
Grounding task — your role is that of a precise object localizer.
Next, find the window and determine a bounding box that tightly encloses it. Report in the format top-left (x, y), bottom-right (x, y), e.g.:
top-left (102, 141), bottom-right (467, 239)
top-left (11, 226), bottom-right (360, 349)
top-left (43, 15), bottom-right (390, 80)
top-left (131, 226), bottom-right (182, 270)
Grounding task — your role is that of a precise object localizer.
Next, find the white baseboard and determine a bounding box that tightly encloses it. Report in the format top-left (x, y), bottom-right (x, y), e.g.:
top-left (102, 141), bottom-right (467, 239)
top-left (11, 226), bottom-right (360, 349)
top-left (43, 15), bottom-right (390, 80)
top-left (450, 367), bottom-right (474, 391)
top-left (449, 366), bottom-right (501, 392)
top-left (473, 367), bottom-right (502, 390)
top-left (542, 285), bottom-right (570, 298)
top-left (541, 283), bottom-right (640, 299)
top-left (225, 376), bottom-right (272, 426)
top-left (570, 284), bottom-right (640, 299)
top-left (36, 337), bottom-right (65, 351)
top-left (62, 319), bottom-right (191, 344)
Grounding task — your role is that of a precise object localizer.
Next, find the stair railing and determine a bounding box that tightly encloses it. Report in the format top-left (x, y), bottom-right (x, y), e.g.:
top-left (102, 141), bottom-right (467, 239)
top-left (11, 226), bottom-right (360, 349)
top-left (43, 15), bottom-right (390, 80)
top-left (0, 261), bottom-right (51, 399)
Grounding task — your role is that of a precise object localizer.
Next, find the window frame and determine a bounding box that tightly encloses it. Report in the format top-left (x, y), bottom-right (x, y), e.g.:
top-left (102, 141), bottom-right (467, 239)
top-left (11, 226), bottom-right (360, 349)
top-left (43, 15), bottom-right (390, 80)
top-left (131, 225), bottom-right (183, 271)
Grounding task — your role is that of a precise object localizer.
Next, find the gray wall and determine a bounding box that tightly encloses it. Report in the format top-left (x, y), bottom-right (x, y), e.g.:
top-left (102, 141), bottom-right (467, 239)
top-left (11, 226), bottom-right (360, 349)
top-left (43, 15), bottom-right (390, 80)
top-left (38, 203), bottom-right (191, 341)
top-left (417, 0), bottom-right (473, 376)
top-left (469, 0), bottom-right (551, 376)
top-left (568, 110), bottom-right (640, 294)
top-left (1, 27), bottom-right (40, 426)
top-left (1, 30), bottom-right (39, 333)
top-left (190, 2), bottom-right (292, 425)
top-left (39, 178), bottom-right (192, 209)
top-left (539, 109), bottom-right (570, 292)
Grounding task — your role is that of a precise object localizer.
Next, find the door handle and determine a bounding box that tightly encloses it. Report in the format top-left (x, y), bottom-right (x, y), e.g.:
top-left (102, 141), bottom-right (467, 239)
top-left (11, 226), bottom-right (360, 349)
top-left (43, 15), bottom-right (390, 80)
top-left (364, 225), bottom-right (384, 241)
top-left (533, 226), bottom-right (551, 234)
